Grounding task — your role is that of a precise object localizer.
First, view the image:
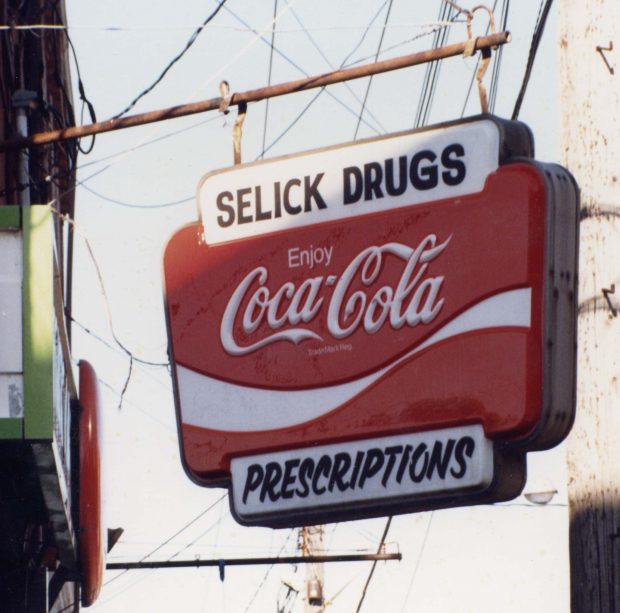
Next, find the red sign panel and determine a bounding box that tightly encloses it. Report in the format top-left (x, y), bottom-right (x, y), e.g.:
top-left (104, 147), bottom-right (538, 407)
top-left (163, 116), bottom-right (578, 526)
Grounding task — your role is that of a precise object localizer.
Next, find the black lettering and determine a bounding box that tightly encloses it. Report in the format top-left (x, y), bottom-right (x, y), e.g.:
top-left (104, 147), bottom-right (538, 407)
top-left (312, 455), bottom-right (332, 495)
top-left (350, 451), bottom-right (365, 489)
top-left (283, 178), bottom-right (302, 214)
top-left (296, 458), bottom-right (314, 498)
top-left (274, 181), bottom-right (282, 218)
top-left (382, 446), bottom-right (403, 487)
top-left (410, 150), bottom-right (438, 190)
top-left (255, 185), bottom-right (271, 221)
top-left (260, 462), bottom-right (282, 502)
top-left (216, 191), bottom-right (235, 227)
top-left (364, 162), bottom-right (384, 201)
top-left (242, 464), bottom-right (264, 504)
top-left (396, 445), bottom-right (413, 484)
top-left (451, 436), bottom-right (475, 479)
top-left (304, 173), bottom-right (327, 211)
top-left (359, 448), bottom-right (384, 488)
top-left (343, 166), bottom-right (363, 204)
top-left (237, 187), bottom-right (253, 224)
top-left (385, 156), bottom-right (408, 196)
top-left (281, 459), bottom-right (300, 499)
top-left (409, 444), bottom-right (429, 483)
top-left (427, 439), bottom-right (456, 480)
top-left (441, 143), bottom-right (466, 186)
top-left (328, 452), bottom-right (352, 492)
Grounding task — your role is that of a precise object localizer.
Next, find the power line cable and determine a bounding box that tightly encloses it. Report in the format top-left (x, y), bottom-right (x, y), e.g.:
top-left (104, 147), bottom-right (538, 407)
top-left (221, 1), bottom-right (383, 136)
top-left (354, 516), bottom-right (392, 613)
top-left (285, 1), bottom-right (386, 134)
top-left (243, 530), bottom-right (296, 613)
top-left (79, 183), bottom-right (193, 209)
top-left (256, 0), bottom-right (397, 158)
top-left (459, 0), bottom-right (500, 118)
top-left (415, 1), bottom-right (455, 128)
top-left (353, 0), bottom-right (395, 140)
top-left (489, 0), bottom-right (510, 112)
top-left (511, 0), bottom-right (553, 120)
top-left (260, 0), bottom-right (279, 159)
top-left (104, 493), bottom-right (228, 588)
top-left (112, 0), bottom-right (229, 119)
top-left (48, 1), bottom-right (97, 155)
top-left (399, 512), bottom-right (434, 612)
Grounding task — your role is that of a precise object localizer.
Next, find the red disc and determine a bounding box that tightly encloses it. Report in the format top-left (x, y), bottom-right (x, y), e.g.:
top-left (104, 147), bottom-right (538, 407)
top-left (79, 360), bottom-right (104, 607)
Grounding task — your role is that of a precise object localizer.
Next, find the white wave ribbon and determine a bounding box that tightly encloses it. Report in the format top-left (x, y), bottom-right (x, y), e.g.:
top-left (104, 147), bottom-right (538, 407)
top-left (178, 288), bottom-right (531, 432)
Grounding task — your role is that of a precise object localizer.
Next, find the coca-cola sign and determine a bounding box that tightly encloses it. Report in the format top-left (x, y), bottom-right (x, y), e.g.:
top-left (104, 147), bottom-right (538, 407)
top-left (163, 116), bottom-right (578, 527)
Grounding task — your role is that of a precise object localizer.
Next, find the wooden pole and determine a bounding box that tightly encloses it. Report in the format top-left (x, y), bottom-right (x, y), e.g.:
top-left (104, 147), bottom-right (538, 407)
top-left (559, 1), bottom-right (620, 611)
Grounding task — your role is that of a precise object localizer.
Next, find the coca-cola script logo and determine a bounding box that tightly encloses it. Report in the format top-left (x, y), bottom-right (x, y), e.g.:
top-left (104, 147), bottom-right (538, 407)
top-left (221, 235), bottom-right (450, 356)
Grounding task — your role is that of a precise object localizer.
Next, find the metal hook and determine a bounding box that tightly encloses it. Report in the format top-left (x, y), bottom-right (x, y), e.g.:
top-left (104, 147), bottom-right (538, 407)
top-left (219, 80), bottom-right (232, 114)
top-left (596, 41), bottom-right (614, 75)
top-left (464, 5), bottom-right (496, 113)
top-left (602, 284), bottom-right (618, 317)
top-left (233, 102), bottom-right (247, 165)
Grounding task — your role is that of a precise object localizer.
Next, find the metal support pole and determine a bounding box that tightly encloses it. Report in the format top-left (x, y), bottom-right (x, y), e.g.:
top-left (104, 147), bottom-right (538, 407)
top-left (0, 32), bottom-right (510, 152)
top-left (106, 552), bottom-right (401, 571)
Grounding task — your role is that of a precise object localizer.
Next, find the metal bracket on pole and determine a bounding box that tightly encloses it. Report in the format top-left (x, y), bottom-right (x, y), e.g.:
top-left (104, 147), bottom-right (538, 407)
top-left (464, 5), bottom-right (497, 114)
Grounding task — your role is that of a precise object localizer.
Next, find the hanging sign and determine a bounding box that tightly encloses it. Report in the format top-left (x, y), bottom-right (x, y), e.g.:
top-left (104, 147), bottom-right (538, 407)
top-left (163, 115), bottom-right (578, 527)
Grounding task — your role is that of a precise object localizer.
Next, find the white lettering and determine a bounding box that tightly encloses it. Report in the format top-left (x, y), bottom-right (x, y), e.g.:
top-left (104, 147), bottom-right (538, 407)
top-left (221, 236), bottom-right (450, 354)
top-left (288, 245), bottom-right (334, 269)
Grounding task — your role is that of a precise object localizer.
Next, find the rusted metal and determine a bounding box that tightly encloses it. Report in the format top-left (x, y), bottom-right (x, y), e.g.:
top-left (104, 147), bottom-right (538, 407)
top-left (0, 31), bottom-right (510, 152)
top-left (106, 551), bottom-right (402, 571)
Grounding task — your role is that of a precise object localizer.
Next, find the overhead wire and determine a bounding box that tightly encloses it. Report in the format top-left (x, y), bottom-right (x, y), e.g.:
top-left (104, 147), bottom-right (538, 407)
top-left (48, 1), bottom-right (97, 155)
top-left (459, 0), bottom-right (500, 118)
top-left (511, 0), bottom-right (554, 119)
top-left (79, 183), bottom-right (193, 209)
top-left (285, 0), bottom-right (386, 134)
top-left (112, 0), bottom-right (230, 119)
top-left (243, 529), bottom-right (297, 613)
top-left (256, 0), bottom-right (398, 159)
top-left (352, 0), bottom-right (395, 140)
top-left (103, 493), bottom-right (228, 588)
top-left (414, 1), bottom-right (455, 128)
top-left (354, 516), bottom-right (392, 613)
top-left (0, 22), bottom-right (466, 33)
top-left (220, 1), bottom-right (383, 137)
top-left (488, 0), bottom-right (510, 112)
top-left (260, 0), bottom-right (279, 159)
top-left (399, 512), bottom-right (434, 612)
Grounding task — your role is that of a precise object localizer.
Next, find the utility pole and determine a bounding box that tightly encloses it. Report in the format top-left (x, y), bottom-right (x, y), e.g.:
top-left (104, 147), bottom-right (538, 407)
top-left (300, 526), bottom-right (325, 612)
top-left (559, 1), bottom-right (620, 611)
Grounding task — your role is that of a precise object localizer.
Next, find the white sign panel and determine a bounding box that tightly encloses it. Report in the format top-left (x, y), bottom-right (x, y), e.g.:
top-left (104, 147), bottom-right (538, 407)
top-left (198, 120), bottom-right (500, 244)
top-left (231, 425), bottom-right (493, 524)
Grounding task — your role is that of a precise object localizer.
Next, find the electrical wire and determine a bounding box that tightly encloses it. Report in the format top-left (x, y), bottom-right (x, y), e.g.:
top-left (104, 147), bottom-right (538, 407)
top-left (352, 0), bottom-right (395, 140)
top-left (399, 512), bottom-right (434, 613)
top-left (511, 0), bottom-right (554, 120)
top-left (243, 530), bottom-right (296, 613)
top-left (488, 0), bottom-right (510, 112)
top-left (112, 0), bottom-right (229, 119)
top-left (354, 516), bottom-right (392, 613)
top-left (0, 22), bottom-right (466, 33)
top-left (260, 0), bottom-right (279, 159)
top-left (48, 1), bottom-right (98, 155)
top-left (103, 493), bottom-right (228, 588)
top-left (256, 0), bottom-right (397, 159)
top-left (284, 0), bottom-right (386, 134)
top-left (79, 183), bottom-right (193, 209)
top-left (221, 1), bottom-right (383, 137)
top-left (459, 0), bottom-right (500, 118)
top-left (414, 1), bottom-right (455, 128)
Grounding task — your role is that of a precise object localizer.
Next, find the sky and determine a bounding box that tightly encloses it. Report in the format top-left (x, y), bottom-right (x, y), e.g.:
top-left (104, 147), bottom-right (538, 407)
top-left (62, 1), bottom-right (568, 611)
